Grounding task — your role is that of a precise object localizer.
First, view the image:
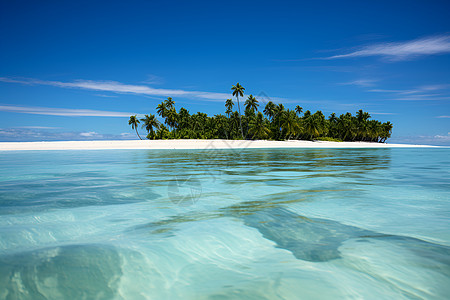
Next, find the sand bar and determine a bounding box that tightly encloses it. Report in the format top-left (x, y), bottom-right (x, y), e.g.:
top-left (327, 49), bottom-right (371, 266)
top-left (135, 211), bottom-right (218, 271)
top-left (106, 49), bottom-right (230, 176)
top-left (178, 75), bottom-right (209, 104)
top-left (0, 139), bottom-right (438, 151)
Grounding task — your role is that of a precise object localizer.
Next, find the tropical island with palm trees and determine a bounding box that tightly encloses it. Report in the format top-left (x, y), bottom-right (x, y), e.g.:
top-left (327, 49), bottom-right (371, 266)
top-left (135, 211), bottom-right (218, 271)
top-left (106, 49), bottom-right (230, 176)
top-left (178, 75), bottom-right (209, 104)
top-left (129, 83), bottom-right (393, 143)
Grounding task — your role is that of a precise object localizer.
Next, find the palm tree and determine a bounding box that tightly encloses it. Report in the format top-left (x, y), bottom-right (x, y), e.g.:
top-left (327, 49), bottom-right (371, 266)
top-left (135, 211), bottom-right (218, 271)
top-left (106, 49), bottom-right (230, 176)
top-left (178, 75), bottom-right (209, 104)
top-left (355, 110), bottom-right (371, 140)
top-left (337, 112), bottom-right (356, 141)
top-left (274, 103), bottom-right (285, 119)
top-left (165, 108), bottom-right (178, 131)
top-left (156, 101), bottom-right (167, 118)
top-left (249, 112), bottom-right (270, 139)
top-left (273, 103), bottom-right (285, 139)
top-left (128, 115), bottom-right (142, 140)
top-left (380, 121), bottom-right (393, 143)
top-left (281, 110), bottom-right (301, 140)
top-left (177, 107), bottom-right (191, 131)
top-left (141, 114), bottom-right (160, 139)
top-left (328, 113), bottom-right (338, 138)
top-left (303, 114), bottom-right (322, 140)
top-left (245, 94), bottom-right (259, 113)
top-left (313, 111), bottom-right (327, 137)
top-left (366, 120), bottom-right (381, 142)
top-left (295, 105), bottom-right (303, 116)
top-left (231, 82), bottom-right (245, 139)
top-left (214, 114), bottom-right (229, 139)
top-left (156, 124), bottom-right (170, 139)
top-left (229, 111), bottom-right (241, 139)
top-left (303, 110), bottom-right (311, 119)
top-left (165, 97), bottom-right (175, 110)
top-left (356, 109), bottom-right (371, 123)
top-left (263, 101), bottom-right (276, 121)
top-left (225, 99), bottom-right (234, 117)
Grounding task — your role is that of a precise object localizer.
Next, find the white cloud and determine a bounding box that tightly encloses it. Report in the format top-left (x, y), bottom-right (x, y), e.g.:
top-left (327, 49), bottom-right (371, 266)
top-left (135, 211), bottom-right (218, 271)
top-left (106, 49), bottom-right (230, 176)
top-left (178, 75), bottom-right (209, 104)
top-left (369, 112), bottom-right (397, 115)
top-left (0, 128), bottom-right (137, 142)
top-left (389, 134), bottom-right (450, 146)
top-left (79, 131), bottom-right (99, 137)
top-left (0, 77), bottom-right (230, 102)
top-left (0, 76), bottom-right (330, 107)
top-left (419, 84), bottom-right (450, 91)
top-left (120, 132), bottom-right (134, 137)
top-left (340, 79), bottom-right (378, 87)
top-left (369, 89), bottom-right (404, 93)
top-left (392, 95), bottom-right (450, 101)
top-left (368, 83), bottom-right (450, 101)
top-left (434, 134), bottom-right (450, 140)
top-left (370, 84), bottom-right (450, 95)
top-left (141, 74), bottom-right (164, 85)
top-left (95, 94), bottom-right (118, 98)
top-left (14, 126), bottom-right (60, 129)
top-left (326, 35), bottom-right (450, 60)
top-left (0, 104), bottom-right (133, 117)
top-left (436, 115), bottom-right (450, 118)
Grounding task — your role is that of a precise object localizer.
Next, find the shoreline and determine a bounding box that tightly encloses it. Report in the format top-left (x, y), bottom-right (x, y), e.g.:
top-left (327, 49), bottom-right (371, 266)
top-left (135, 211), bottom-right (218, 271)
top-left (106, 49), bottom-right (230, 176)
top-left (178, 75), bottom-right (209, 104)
top-left (0, 139), bottom-right (439, 151)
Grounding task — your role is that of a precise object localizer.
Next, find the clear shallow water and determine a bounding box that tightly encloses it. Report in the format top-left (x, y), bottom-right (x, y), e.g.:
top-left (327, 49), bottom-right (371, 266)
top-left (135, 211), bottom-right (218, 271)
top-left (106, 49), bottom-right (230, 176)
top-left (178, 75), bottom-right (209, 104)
top-left (0, 148), bottom-right (449, 299)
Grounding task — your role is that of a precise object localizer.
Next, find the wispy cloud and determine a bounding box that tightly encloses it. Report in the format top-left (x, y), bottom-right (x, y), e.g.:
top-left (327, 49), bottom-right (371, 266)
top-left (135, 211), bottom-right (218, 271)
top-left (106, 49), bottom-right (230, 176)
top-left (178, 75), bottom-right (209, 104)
top-left (14, 126), bottom-right (60, 129)
top-left (140, 74), bottom-right (164, 85)
top-left (369, 89), bottom-right (404, 93)
top-left (95, 94), bottom-right (118, 98)
top-left (325, 35), bottom-right (450, 61)
top-left (392, 95), bottom-right (450, 101)
top-left (436, 115), bottom-right (450, 118)
top-left (370, 84), bottom-right (450, 95)
top-left (0, 77), bottom-right (230, 102)
top-left (368, 83), bottom-right (450, 101)
top-left (340, 79), bottom-right (378, 87)
top-left (79, 131), bottom-right (100, 137)
top-left (369, 112), bottom-right (397, 115)
top-left (389, 133), bottom-right (450, 146)
top-left (0, 104), bottom-right (133, 117)
top-left (0, 76), bottom-right (318, 105)
top-left (0, 128), bottom-right (136, 142)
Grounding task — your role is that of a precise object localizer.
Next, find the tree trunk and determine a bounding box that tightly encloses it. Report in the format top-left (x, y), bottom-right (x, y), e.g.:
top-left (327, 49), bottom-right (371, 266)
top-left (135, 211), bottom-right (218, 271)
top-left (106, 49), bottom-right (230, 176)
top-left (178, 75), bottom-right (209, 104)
top-left (150, 128), bottom-right (155, 140)
top-left (237, 95), bottom-right (244, 139)
top-left (135, 127), bottom-right (142, 140)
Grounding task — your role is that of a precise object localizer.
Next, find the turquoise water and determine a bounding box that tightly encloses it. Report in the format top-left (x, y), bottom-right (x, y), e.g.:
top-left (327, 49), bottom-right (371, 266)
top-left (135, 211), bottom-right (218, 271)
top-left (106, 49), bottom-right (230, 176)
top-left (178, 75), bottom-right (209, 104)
top-left (0, 148), bottom-right (449, 299)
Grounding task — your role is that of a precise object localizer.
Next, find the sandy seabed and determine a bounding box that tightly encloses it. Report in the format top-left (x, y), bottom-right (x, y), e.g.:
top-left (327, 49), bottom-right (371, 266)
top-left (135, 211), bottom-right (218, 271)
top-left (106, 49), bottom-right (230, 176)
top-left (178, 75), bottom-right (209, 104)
top-left (0, 139), bottom-right (437, 151)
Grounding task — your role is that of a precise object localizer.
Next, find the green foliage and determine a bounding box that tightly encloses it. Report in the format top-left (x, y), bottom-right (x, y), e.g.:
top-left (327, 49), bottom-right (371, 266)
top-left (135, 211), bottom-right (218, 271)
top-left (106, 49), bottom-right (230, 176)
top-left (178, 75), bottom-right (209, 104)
top-left (315, 137), bottom-right (343, 142)
top-left (231, 83), bottom-right (245, 139)
top-left (128, 115), bottom-right (142, 140)
top-left (129, 84), bottom-right (393, 143)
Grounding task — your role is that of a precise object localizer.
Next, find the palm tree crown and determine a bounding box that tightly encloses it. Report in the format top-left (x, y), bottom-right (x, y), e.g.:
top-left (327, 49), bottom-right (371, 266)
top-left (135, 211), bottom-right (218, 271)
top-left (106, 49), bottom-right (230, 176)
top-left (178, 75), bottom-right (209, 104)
top-left (128, 115), bottom-right (142, 140)
top-left (141, 114), bottom-right (160, 139)
top-left (156, 102), bottom-right (167, 118)
top-left (165, 97), bottom-right (175, 110)
top-left (281, 110), bottom-right (300, 140)
top-left (245, 94), bottom-right (259, 113)
top-left (249, 112), bottom-right (270, 139)
top-left (225, 99), bottom-right (234, 117)
top-left (231, 82), bottom-right (245, 139)
top-left (263, 101), bottom-right (276, 120)
top-left (231, 83), bottom-right (245, 98)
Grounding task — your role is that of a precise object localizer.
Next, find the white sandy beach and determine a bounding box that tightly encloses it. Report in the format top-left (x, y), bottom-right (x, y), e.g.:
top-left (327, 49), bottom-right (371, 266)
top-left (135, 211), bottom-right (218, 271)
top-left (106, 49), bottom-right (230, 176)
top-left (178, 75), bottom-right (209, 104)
top-left (0, 139), bottom-right (437, 151)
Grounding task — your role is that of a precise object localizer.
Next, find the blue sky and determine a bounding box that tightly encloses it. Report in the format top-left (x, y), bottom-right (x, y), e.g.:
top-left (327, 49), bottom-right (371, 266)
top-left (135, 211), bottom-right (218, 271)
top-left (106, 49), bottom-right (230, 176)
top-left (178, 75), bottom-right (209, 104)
top-left (0, 0), bottom-right (449, 144)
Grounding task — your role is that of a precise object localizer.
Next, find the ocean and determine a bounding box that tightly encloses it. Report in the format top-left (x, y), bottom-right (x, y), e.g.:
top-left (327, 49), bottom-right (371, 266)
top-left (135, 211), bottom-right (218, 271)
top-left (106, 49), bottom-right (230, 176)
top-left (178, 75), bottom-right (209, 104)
top-left (0, 148), bottom-right (449, 299)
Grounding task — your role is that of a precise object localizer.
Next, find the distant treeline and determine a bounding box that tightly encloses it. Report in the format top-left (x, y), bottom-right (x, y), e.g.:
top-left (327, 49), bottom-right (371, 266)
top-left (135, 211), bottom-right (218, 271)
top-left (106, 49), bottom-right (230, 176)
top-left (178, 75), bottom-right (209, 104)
top-left (129, 83), bottom-right (393, 142)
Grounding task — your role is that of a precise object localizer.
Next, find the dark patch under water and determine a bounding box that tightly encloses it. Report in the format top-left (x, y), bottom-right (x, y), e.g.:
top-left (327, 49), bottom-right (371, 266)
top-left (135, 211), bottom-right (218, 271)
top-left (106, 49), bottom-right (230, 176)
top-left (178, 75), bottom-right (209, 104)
top-left (240, 207), bottom-right (450, 264)
top-left (0, 244), bottom-right (125, 300)
top-left (133, 204), bottom-right (450, 265)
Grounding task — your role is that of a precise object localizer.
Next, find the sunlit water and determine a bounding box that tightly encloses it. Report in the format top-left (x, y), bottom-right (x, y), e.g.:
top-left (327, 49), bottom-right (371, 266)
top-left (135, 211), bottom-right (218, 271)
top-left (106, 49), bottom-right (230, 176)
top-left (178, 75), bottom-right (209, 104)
top-left (0, 148), bottom-right (449, 299)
